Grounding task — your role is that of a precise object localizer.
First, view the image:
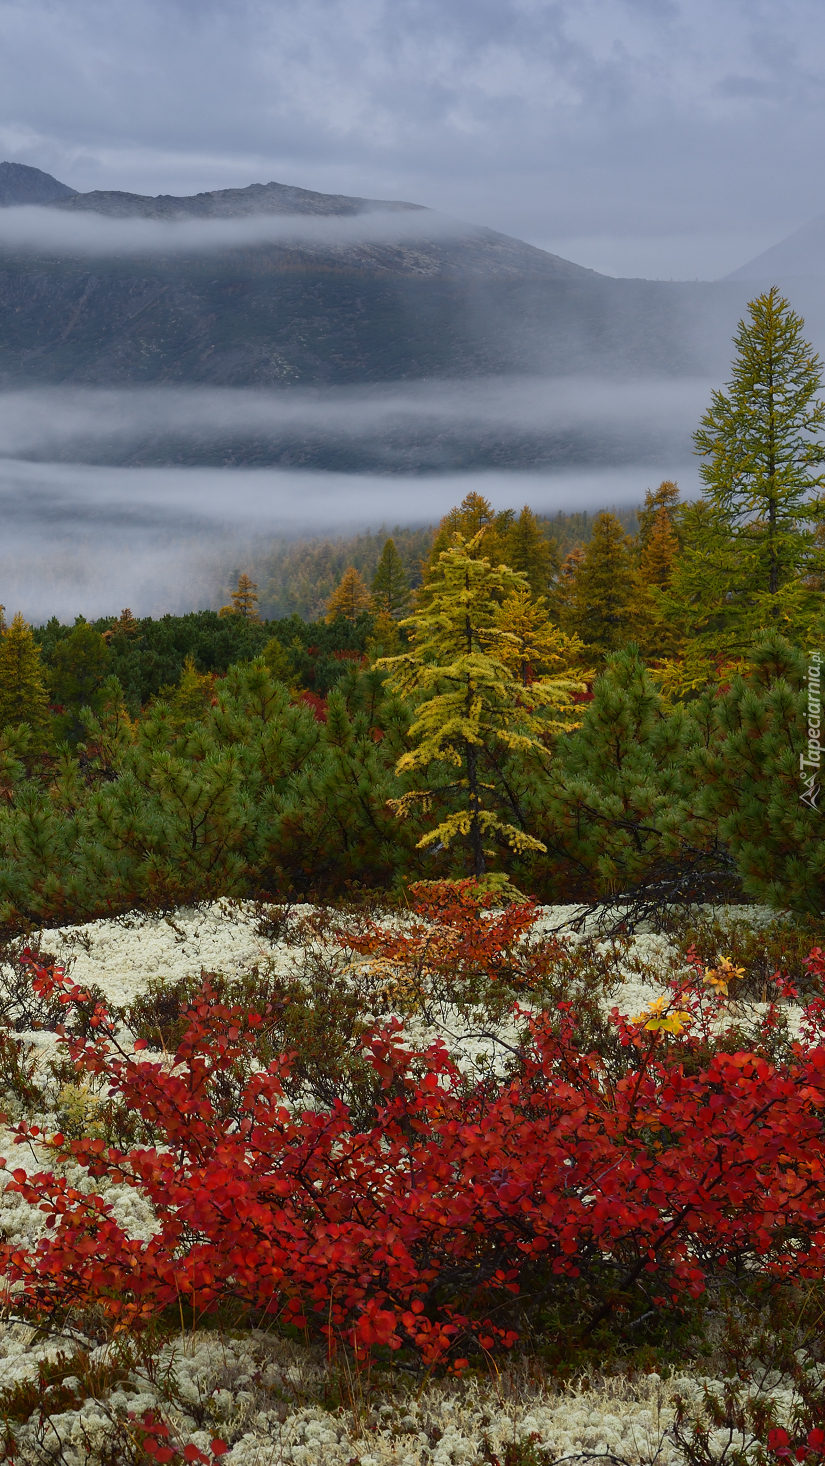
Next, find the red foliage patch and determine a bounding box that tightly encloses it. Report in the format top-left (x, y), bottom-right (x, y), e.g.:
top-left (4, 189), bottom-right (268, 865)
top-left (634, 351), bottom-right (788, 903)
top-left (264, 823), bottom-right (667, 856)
top-left (3, 903), bottom-right (825, 1373)
top-left (297, 690), bottom-right (327, 722)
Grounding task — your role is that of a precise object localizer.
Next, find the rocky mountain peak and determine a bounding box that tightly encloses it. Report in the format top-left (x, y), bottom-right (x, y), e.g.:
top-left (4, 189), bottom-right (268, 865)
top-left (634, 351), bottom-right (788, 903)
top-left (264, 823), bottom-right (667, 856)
top-left (0, 161), bottom-right (77, 206)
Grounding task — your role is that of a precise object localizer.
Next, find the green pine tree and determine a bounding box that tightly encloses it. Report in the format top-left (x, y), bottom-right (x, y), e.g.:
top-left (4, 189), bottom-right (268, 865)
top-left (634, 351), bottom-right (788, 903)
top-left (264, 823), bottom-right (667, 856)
top-left (0, 612), bottom-right (51, 743)
top-left (49, 620), bottom-right (111, 743)
top-left (686, 632), bottom-right (825, 916)
top-left (371, 538), bottom-right (411, 619)
top-left (535, 646), bottom-right (715, 904)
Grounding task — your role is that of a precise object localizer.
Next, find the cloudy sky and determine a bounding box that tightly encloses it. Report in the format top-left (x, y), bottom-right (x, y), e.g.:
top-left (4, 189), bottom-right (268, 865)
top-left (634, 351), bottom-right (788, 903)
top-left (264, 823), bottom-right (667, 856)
top-left (1, 0), bottom-right (822, 280)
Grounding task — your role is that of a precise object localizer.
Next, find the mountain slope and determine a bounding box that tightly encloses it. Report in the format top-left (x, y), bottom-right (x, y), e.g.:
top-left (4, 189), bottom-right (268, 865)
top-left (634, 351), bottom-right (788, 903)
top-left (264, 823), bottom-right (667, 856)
top-left (43, 178), bottom-right (596, 282)
top-left (725, 216), bottom-right (825, 280)
top-left (0, 171), bottom-right (760, 455)
top-left (0, 162), bottom-right (77, 206)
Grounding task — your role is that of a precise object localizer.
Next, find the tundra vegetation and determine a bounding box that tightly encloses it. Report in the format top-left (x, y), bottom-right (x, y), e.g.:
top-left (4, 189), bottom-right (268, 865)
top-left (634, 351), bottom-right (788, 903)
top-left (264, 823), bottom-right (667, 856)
top-left (2, 290), bottom-right (825, 1464)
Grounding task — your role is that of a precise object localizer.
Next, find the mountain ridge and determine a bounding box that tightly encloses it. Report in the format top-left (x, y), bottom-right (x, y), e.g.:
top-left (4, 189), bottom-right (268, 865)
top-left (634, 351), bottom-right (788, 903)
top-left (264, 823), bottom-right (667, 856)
top-left (0, 161), bottom-right (77, 207)
top-left (0, 165), bottom-right (779, 466)
top-left (49, 179), bottom-right (424, 220)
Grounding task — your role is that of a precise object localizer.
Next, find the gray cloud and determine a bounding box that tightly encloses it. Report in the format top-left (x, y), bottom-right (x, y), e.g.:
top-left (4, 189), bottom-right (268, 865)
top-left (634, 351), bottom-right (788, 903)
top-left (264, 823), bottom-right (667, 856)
top-left (0, 380), bottom-right (714, 459)
top-left (0, 454), bottom-right (700, 623)
top-left (0, 0), bottom-right (822, 277)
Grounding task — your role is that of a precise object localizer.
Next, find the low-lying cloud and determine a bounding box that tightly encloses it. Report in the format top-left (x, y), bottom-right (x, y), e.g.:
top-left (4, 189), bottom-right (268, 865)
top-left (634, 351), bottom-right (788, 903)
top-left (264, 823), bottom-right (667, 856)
top-left (0, 379), bottom-right (714, 467)
top-left (0, 455), bottom-right (700, 624)
top-left (0, 377), bottom-right (710, 621)
top-left (0, 205), bottom-right (469, 257)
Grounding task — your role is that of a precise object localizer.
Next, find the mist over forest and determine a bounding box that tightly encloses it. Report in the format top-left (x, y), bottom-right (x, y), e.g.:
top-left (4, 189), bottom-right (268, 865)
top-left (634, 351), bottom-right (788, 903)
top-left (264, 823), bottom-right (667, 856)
top-left (0, 164), bottom-right (821, 619)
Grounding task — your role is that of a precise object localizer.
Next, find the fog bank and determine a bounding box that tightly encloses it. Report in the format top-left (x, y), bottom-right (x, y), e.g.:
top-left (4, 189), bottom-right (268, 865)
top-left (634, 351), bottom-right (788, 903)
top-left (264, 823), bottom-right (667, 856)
top-left (0, 457), bottom-right (699, 623)
top-left (0, 206), bottom-right (473, 257)
top-left (0, 379), bottom-right (714, 472)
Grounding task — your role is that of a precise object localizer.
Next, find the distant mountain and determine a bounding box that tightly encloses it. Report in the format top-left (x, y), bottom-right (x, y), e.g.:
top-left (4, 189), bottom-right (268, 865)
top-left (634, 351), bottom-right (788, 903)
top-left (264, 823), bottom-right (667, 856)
top-left (0, 170), bottom-right (763, 466)
top-left (52, 179), bottom-right (423, 220)
top-left (0, 161), bottom-right (76, 206)
top-left (725, 216), bottom-right (825, 280)
top-left (46, 178), bottom-right (597, 283)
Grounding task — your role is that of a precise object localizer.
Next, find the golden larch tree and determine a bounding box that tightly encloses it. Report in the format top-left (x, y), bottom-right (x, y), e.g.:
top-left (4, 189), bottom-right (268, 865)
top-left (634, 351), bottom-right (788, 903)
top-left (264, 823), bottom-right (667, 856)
top-left (378, 534), bottom-right (584, 876)
top-left (220, 574), bottom-right (261, 621)
top-left (325, 566), bottom-right (371, 623)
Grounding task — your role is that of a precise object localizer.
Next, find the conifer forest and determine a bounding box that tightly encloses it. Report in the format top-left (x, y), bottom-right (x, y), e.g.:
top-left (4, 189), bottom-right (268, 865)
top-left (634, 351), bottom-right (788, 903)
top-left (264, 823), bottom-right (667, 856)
top-left (3, 290), bottom-right (825, 1464)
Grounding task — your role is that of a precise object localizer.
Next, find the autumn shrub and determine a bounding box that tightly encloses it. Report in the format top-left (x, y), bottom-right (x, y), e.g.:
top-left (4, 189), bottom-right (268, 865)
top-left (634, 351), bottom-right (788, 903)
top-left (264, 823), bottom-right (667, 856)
top-left (337, 877), bottom-right (628, 1014)
top-left (0, 1340), bottom-right (230, 1464)
top-left (670, 1285), bottom-right (825, 1466)
top-left (0, 936), bottom-right (66, 1031)
top-left (123, 958), bottom-right (383, 1128)
top-left (4, 902), bottom-right (825, 1389)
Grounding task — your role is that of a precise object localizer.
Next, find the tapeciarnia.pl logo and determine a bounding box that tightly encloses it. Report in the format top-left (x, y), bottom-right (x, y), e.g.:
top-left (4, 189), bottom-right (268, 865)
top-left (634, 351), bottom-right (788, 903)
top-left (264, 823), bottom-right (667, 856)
top-left (801, 650), bottom-right (822, 810)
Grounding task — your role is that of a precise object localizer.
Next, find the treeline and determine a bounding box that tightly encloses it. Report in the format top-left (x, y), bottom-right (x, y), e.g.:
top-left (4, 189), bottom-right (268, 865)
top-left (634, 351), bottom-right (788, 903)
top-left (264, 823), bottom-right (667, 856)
top-left (0, 502), bottom-right (642, 732)
top-left (247, 525), bottom-right (433, 621)
top-left (224, 508), bottom-right (638, 621)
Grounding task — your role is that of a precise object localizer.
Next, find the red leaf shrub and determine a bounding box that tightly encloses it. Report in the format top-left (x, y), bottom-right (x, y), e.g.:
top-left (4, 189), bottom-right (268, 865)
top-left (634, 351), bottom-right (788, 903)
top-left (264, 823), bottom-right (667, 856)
top-left (3, 903), bottom-right (825, 1370)
top-left (339, 878), bottom-right (561, 994)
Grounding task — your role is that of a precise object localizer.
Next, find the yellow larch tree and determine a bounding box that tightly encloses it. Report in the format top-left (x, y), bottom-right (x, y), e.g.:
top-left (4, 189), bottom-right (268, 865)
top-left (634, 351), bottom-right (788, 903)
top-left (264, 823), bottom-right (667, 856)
top-left (378, 534), bottom-right (585, 877)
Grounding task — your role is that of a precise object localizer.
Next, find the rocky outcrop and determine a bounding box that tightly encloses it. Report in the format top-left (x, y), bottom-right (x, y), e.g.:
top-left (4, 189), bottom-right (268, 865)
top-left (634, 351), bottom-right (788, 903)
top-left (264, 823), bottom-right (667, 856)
top-left (0, 161), bottom-right (77, 206)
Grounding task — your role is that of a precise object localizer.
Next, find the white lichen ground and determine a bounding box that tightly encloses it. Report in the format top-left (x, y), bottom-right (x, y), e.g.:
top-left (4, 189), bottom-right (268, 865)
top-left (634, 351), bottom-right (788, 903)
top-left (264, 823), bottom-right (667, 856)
top-left (0, 1322), bottom-right (737, 1466)
top-left (0, 901), bottom-right (787, 1464)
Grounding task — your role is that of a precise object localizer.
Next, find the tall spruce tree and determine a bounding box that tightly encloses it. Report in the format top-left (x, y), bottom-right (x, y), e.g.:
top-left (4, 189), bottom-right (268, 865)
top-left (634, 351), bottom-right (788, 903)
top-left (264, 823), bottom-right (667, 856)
top-left (639, 507), bottom-right (680, 589)
top-left (379, 534), bottom-right (583, 876)
top-left (665, 290), bottom-right (825, 688)
top-left (371, 538), bottom-right (411, 618)
top-left (0, 612), bottom-right (50, 743)
top-left (549, 546), bottom-right (585, 625)
top-left (636, 486), bottom-right (683, 659)
top-left (559, 511), bottom-right (648, 658)
top-left (637, 480), bottom-right (681, 554)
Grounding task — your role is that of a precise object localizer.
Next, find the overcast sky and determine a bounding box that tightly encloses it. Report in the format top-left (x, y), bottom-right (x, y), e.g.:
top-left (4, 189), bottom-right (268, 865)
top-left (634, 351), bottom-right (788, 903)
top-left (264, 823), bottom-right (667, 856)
top-left (1, 0), bottom-right (822, 280)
